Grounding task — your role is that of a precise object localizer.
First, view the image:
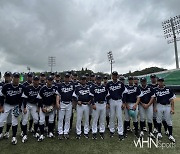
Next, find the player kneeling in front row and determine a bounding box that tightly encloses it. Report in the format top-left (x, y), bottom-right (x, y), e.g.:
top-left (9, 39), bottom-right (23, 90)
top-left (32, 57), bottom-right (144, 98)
top-left (90, 75), bottom-right (108, 140)
top-left (154, 78), bottom-right (176, 143)
top-left (37, 76), bottom-right (59, 141)
top-left (21, 76), bottom-right (41, 143)
top-left (0, 72), bottom-right (24, 145)
top-left (57, 73), bottom-right (75, 140)
top-left (138, 77), bottom-right (155, 139)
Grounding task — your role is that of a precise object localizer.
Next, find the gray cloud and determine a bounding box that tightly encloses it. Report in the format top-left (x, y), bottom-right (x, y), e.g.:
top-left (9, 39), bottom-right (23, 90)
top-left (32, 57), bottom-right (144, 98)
top-left (0, 0), bottom-right (180, 75)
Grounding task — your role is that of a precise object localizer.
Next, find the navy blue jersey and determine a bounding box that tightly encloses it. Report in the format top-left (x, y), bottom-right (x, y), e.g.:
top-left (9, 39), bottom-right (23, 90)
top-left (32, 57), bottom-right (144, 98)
top-left (73, 80), bottom-right (80, 88)
top-left (40, 81), bottom-right (46, 87)
top-left (139, 85), bottom-right (155, 104)
top-left (0, 82), bottom-right (4, 105)
top-left (73, 84), bottom-right (91, 102)
top-left (22, 85), bottom-right (41, 104)
top-left (38, 85), bottom-right (58, 106)
top-left (148, 83), bottom-right (158, 89)
top-left (58, 82), bottom-right (75, 102)
top-left (124, 85), bottom-right (141, 103)
top-left (23, 81), bottom-right (32, 87)
top-left (154, 87), bottom-right (175, 105)
top-left (106, 81), bottom-right (125, 100)
top-left (90, 84), bottom-right (108, 104)
top-left (87, 81), bottom-right (95, 88)
top-left (0, 83), bottom-right (24, 106)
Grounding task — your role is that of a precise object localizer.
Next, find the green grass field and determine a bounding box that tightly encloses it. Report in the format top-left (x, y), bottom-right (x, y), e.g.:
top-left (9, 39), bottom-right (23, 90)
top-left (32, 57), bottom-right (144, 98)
top-left (1, 97), bottom-right (180, 154)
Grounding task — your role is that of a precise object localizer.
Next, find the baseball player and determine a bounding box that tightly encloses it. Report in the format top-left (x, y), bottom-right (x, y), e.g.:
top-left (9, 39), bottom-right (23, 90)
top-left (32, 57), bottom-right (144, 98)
top-left (0, 72), bottom-right (24, 145)
top-left (123, 76), bottom-right (141, 138)
top-left (39, 72), bottom-right (46, 86)
top-left (57, 73), bottom-right (75, 140)
top-left (148, 74), bottom-right (159, 134)
top-left (133, 77), bottom-right (139, 86)
top-left (91, 75), bottom-right (108, 139)
top-left (106, 71), bottom-right (126, 140)
top-left (54, 73), bottom-right (61, 84)
top-left (154, 78), bottom-right (176, 143)
top-left (73, 75), bottom-right (92, 139)
top-left (37, 76), bottom-right (59, 141)
top-left (0, 72), bottom-right (12, 139)
top-left (138, 77), bottom-right (156, 138)
top-left (21, 76), bottom-right (41, 143)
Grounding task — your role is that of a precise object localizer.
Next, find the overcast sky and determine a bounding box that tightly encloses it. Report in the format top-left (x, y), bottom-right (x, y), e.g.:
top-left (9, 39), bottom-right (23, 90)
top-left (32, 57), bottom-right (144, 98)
top-left (0, 0), bottom-right (180, 75)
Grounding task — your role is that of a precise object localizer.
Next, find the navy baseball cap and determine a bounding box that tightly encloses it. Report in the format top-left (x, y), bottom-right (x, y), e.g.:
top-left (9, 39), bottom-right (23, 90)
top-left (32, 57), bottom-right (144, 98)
top-left (96, 75), bottom-right (102, 80)
top-left (158, 77), bottom-right (164, 82)
top-left (27, 72), bottom-right (33, 77)
top-left (50, 72), bottom-right (55, 76)
top-left (91, 73), bottom-right (95, 77)
top-left (33, 76), bottom-right (39, 81)
top-left (133, 77), bottom-right (139, 80)
top-left (150, 74), bottom-right (156, 78)
top-left (140, 77), bottom-right (147, 82)
top-left (65, 73), bottom-right (70, 78)
top-left (128, 76), bottom-right (134, 80)
top-left (80, 75), bottom-right (86, 80)
top-left (47, 76), bottom-right (54, 81)
top-left (119, 76), bottom-right (125, 80)
top-left (13, 72), bottom-right (20, 78)
top-left (104, 76), bottom-right (108, 79)
top-left (40, 72), bottom-right (45, 77)
top-left (112, 71), bottom-right (118, 76)
top-left (85, 73), bottom-right (89, 77)
top-left (55, 73), bottom-right (60, 77)
top-left (4, 71), bottom-right (12, 77)
top-left (73, 72), bottom-right (78, 76)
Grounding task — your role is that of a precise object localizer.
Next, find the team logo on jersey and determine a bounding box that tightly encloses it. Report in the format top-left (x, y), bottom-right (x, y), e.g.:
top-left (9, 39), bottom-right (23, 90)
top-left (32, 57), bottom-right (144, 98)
top-left (79, 89), bottom-right (90, 95)
top-left (109, 84), bottom-right (121, 91)
top-left (43, 89), bottom-right (56, 97)
top-left (61, 85), bottom-right (74, 93)
top-left (127, 87), bottom-right (137, 94)
top-left (29, 90), bottom-right (39, 97)
top-left (141, 88), bottom-right (151, 96)
top-left (94, 87), bottom-right (106, 94)
top-left (7, 88), bottom-right (22, 96)
top-left (156, 89), bottom-right (170, 96)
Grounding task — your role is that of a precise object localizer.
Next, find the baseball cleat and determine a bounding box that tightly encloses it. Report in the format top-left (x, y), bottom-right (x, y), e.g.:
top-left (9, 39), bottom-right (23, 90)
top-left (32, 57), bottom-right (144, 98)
top-left (22, 135), bottom-right (28, 143)
top-left (143, 127), bottom-right (148, 132)
top-left (76, 134), bottom-right (81, 140)
top-left (92, 133), bottom-right (97, 140)
top-left (58, 134), bottom-right (63, 140)
top-left (140, 131), bottom-right (144, 138)
top-left (48, 132), bottom-right (54, 138)
top-left (127, 126), bottom-right (130, 131)
top-left (20, 131), bottom-right (24, 138)
top-left (64, 134), bottom-right (69, 139)
top-left (153, 128), bottom-right (158, 134)
top-left (3, 132), bottom-right (10, 139)
top-left (124, 133), bottom-right (127, 138)
top-left (165, 130), bottom-right (169, 136)
top-left (119, 135), bottom-right (124, 141)
top-left (33, 133), bottom-right (40, 138)
top-left (38, 135), bottom-right (45, 142)
top-left (11, 137), bottom-right (17, 145)
top-left (157, 133), bottom-right (163, 139)
top-left (84, 134), bottom-right (89, 139)
top-left (0, 133), bottom-right (3, 139)
top-left (100, 133), bottom-right (105, 139)
top-left (149, 132), bottom-right (156, 139)
top-left (110, 132), bottom-right (114, 138)
top-left (169, 135), bottom-right (175, 143)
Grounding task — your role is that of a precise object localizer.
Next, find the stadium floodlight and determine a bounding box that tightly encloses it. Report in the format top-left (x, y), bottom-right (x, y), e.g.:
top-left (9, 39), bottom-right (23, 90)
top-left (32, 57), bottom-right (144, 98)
top-left (48, 56), bottom-right (56, 72)
top-left (162, 15), bottom-right (180, 69)
top-left (107, 51), bottom-right (115, 76)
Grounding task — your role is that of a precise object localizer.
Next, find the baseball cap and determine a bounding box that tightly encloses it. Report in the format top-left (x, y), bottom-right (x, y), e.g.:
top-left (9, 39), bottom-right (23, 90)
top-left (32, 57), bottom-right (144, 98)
top-left (133, 77), bottom-right (139, 80)
top-left (91, 73), bottom-right (95, 77)
top-left (158, 77), bottom-right (164, 82)
top-left (112, 71), bottom-right (118, 76)
top-left (40, 72), bottom-right (46, 77)
top-left (47, 76), bottom-right (54, 81)
top-left (33, 76), bottom-right (39, 81)
top-left (85, 73), bottom-right (89, 77)
top-left (104, 76), bottom-right (108, 80)
top-left (128, 76), bottom-right (134, 80)
top-left (55, 73), bottom-right (60, 77)
top-left (4, 71), bottom-right (12, 77)
top-left (50, 72), bottom-right (55, 76)
top-left (150, 74), bottom-right (156, 78)
top-left (119, 76), bottom-right (125, 80)
top-left (140, 77), bottom-right (147, 82)
top-left (80, 75), bottom-right (87, 80)
top-left (27, 72), bottom-right (33, 77)
top-left (13, 72), bottom-right (20, 78)
top-left (73, 72), bottom-right (78, 76)
top-left (96, 75), bottom-right (102, 80)
top-left (65, 73), bottom-right (70, 78)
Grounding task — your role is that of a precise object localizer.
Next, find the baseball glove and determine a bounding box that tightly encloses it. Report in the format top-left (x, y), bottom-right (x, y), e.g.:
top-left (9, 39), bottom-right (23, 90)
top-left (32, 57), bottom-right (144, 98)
top-left (45, 105), bottom-right (54, 113)
top-left (12, 105), bottom-right (21, 117)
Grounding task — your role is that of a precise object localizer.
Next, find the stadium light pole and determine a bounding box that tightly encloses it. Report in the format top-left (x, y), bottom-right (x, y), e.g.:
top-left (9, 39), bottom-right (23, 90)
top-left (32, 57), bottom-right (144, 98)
top-left (162, 15), bottom-right (180, 69)
top-left (107, 51), bottom-right (115, 76)
top-left (48, 56), bottom-right (56, 72)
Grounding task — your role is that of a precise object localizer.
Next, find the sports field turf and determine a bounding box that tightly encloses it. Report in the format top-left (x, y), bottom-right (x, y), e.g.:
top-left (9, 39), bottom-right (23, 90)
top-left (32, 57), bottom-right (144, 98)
top-left (0, 97), bottom-right (180, 154)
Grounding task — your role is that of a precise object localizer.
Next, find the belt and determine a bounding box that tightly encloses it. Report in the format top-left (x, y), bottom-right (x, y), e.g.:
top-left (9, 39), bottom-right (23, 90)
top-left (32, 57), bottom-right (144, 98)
top-left (159, 103), bottom-right (170, 105)
top-left (96, 101), bottom-right (105, 104)
top-left (81, 102), bottom-right (89, 105)
top-left (62, 101), bottom-right (71, 104)
top-left (112, 98), bottom-right (121, 101)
